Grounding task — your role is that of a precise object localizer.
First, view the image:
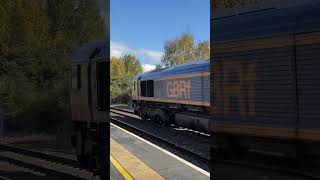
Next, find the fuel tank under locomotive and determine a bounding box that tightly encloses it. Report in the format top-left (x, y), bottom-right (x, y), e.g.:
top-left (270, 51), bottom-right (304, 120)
top-left (175, 113), bottom-right (209, 133)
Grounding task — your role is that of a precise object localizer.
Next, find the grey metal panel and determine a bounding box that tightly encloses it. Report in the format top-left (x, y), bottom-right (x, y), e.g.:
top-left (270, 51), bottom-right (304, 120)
top-left (153, 76), bottom-right (208, 103)
top-left (209, 1), bottom-right (319, 134)
top-left (212, 0), bottom-right (317, 20)
top-left (296, 43), bottom-right (320, 129)
top-left (137, 61), bottom-right (210, 106)
top-left (295, 3), bottom-right (320, 130)
top-left (212, 7), bottom-right (297, 44)
top-left (211, 1), bottom-right (320, 139)
top-left (211, 45), bottom-right (296, 129)
top-left (140, 60), bottom-right (209, 81)
top-left (203, 75), bottom-right (210, 102)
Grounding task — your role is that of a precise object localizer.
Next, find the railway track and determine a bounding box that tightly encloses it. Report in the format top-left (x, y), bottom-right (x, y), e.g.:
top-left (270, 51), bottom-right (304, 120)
top-left (110, 106), bottom-right (134, 114)
top-left (110, 107), bottom-right (210, 137)
top-left (110, 107), bottom-right (210, 167)
top-left (111, 106), bottom-right (320, 179)
top-left (0, 143), bottom-right (100, 180)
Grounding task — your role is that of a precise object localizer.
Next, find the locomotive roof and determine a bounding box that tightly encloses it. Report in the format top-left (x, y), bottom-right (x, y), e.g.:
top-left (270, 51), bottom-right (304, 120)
top-left (71, 37), bottom-right (109, 62)
top-left (212, 1), bottom-right (320, 44)
top-left (135, 60), bottom-right (209, 81)
top-left (212, 0), bottom-right (316, 20)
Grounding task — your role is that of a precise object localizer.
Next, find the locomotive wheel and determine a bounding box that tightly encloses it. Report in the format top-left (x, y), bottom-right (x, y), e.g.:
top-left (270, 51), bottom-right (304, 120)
top-left (155, 109), bottom-right (169, 126)
top-left (141, 112), bottom-right (148, 121)
top-left (154, 115), bottom-right (163, 125)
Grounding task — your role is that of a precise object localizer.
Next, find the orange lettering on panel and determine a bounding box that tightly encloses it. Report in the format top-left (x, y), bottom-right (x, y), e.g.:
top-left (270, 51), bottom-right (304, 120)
top-left (179, 80), bottom-right (187, 98)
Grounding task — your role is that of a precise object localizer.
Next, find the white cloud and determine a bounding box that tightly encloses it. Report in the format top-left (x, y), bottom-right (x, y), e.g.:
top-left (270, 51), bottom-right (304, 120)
top-left (142, 64), bottom-right (156, 72)
top-left (111, 41), bottom-right (163, 64)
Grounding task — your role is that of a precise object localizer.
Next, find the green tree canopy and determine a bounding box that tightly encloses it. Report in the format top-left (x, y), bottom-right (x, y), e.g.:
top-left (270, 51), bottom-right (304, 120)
top-left (121, 54), bottom-right (143, 77)
top-left (111, 55), bottom-right (143, 79)
top-left (0, 0), bottom-right (104, 133)
top-left (111, 57), bottom-right (126, 79)
top-left (110, 54), bottom-right (143, 104)
top-left (155, 64), bottom-right (163, 71)
top-left (161, 33), bottom-right (209, 67)
top-left (195, 41), bottom-right (210, 61)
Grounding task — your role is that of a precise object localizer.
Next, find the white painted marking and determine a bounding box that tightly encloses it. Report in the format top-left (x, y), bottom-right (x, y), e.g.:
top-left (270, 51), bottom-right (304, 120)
top-left (110, 123), bottom-right (210, 177)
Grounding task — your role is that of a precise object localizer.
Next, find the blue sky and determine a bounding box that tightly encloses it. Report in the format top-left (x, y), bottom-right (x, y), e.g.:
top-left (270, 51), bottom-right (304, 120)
top-left (110, 0), bottom-right (210, 72)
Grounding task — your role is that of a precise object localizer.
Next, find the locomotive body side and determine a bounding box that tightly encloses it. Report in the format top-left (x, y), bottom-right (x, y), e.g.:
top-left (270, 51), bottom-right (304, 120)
top-left (71, 61), bottom-right (91, 123)
top-left (132, 76), bottom-right (140, 114)
top-left (211, 3), bottom-right (320, 157)
top-left (133, 61), bottom-right (210, 132)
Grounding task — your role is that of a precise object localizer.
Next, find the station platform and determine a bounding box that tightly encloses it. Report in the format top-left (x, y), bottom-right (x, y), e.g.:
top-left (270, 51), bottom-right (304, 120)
top-left (110, 123), bottom-right (210, 180)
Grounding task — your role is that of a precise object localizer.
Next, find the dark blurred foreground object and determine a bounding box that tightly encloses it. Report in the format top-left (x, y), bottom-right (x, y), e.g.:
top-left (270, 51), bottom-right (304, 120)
top-left (70, 38), bottom-right (109, 178)
top-left (211, 0), bottom-right (320, 178)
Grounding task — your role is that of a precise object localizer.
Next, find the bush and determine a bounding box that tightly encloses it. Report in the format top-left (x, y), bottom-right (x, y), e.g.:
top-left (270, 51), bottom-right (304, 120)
top-left (111, 77), bottom-right (133, 105)
top-left (112, 91), bottom-right (132, 105)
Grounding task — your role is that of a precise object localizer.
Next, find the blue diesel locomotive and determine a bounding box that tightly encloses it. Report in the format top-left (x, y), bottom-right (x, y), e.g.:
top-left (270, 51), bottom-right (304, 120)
top-left (132, 60), bottom-right (210, 132)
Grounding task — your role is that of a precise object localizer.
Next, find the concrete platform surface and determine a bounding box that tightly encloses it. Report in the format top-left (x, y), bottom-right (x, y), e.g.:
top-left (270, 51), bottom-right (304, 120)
top-left (110, 123), bottom-right (210, 180)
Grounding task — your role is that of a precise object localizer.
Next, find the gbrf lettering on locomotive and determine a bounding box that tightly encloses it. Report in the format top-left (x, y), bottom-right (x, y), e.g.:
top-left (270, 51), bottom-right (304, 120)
top-left (167, 80), bottom-right (191, 99)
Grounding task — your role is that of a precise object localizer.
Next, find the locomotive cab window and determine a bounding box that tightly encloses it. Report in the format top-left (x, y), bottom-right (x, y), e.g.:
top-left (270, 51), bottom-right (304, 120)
top-left (140, 81), bottom-right (147, 97)
top-left (147, 80), bottom-right (154, 97)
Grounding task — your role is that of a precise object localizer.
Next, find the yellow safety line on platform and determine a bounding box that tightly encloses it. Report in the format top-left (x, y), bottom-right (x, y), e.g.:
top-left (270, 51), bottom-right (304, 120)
top-left (110, 138), bottom-right (164, 180)
top-left (110, 155), bottom-right (134, 180)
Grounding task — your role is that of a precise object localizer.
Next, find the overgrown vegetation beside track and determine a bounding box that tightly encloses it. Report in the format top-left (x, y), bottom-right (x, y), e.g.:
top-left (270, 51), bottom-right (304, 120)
top-left (111, 55), bottom-right (143, 104)
top-left (0, 0), bottom-right (104, 136)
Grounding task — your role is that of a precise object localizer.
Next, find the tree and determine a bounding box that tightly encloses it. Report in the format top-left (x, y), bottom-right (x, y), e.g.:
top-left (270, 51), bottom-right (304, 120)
top-left (161, 33), bottom-right (209, 67)
top-left (121, 54), bottom-right (143, 77)
top-left (155, 64), bottom-right (163, 71)
top-left (162, 34), bottom-right (194, 67)
top-left (111, 57), bottom-right (126, 79)
top-left (110, 54), bottom-right (143, 104)
top-left (0, 0), bottom-right (104, 133)
top-left (195, 41), bottom-right (210, 60)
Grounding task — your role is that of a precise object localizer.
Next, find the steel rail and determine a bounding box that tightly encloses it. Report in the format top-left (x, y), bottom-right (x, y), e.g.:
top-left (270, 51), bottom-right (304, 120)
top-left (0, 143), bottom-right (79, 167)
top-left (109, 115), bottom-right (210, 164)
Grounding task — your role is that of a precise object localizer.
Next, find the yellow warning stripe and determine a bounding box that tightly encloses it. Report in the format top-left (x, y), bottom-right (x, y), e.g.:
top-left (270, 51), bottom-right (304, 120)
top-left (110, 155), bottom-right (134, 180)
top-left (110, 138), bottom-right (164, 180)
